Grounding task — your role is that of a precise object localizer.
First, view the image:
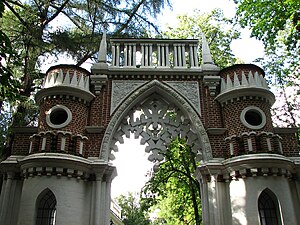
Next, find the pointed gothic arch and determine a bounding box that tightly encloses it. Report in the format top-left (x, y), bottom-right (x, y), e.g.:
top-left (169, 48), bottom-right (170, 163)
top-left (35, 188), bottom-right (57, 225)
top-left (258, 188), bottom-right (282, 225)
top-left (100, 79), bottom-right (212, 162)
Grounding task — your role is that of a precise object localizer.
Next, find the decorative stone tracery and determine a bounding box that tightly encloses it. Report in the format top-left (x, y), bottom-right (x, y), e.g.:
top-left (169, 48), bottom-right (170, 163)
top-left (111, 95), bottom-right (202, 162)
top-left (100, 80), bottom-right (212, 162)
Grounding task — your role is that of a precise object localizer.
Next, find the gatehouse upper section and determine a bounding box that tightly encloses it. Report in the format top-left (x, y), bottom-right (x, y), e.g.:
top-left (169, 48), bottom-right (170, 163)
top-left (7, 35), bottom-right (299, 164)
top-left (91, 35), bottom-right (220, 78)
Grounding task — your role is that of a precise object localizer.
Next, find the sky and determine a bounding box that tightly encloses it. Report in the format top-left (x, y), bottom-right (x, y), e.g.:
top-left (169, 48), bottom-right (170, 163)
top-left (157, 0), bottom-right (264, 63)
top-left (110, 0), bottom-right (265, 199)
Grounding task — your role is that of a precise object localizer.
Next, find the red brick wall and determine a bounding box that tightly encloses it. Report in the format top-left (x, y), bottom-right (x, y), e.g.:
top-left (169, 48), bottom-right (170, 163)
top-left (277, 132), bottom-right (299, 156)
top-left (9, 64), bottom-right (299, 160)
top-left (200, 83), bottom-right (223, 128)
top-left (84, 133), bottom-right (104, 157)
top-left (208, 134), bottom-right (227, 158)
top-left (223, 98), bottom-right (273, 136)
top-left (11, 133), bottom-right (33, 155)
top-left (39, 98), bottom-right (88, 135)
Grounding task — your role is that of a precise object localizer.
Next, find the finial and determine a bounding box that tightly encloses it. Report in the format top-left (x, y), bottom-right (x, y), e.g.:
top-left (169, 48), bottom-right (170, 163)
top-left (202, 33), bottom-right (214, 65)
top-left (98, 30), bottom-right (107, 63)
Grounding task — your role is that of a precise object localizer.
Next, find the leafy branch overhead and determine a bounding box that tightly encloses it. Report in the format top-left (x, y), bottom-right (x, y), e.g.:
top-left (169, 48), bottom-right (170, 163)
top-left (234, 0), bottom-right (299, 50)
top-left (0, 0), bottom-right (171, 156)
top-left (163, 9), bottom-right (241, 68)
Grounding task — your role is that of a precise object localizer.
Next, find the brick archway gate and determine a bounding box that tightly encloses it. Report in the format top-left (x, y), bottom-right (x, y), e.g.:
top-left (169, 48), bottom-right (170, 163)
top-left (1, 35), bottom-right (300, 225)
top-left (89, 36), bottom-right (221, 225)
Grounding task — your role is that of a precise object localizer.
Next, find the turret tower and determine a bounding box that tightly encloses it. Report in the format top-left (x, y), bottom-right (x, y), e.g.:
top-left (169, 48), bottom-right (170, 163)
top-left (195, 64), bottom-right (300, 225)
top-left (33, 65), bottom-right (93, 155)
top-left (0, 64), bottom-right (116, 225)
top-left (218, 64), bottom-right (276, 156)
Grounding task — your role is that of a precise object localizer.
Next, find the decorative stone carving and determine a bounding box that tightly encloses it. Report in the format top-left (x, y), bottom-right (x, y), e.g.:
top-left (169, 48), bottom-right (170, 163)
top-left (111, 95), bottom-right (202, 162)
top-left (111, 80), bottom-right (146, 114)
top-left (100, 79), bottom-right (212, 162)
top-left (203, 75), bottom-right (221, 96)
top-left (165, 81), bottom-right (201, 114)
top-left (90, 75), bottom-right (108, 95)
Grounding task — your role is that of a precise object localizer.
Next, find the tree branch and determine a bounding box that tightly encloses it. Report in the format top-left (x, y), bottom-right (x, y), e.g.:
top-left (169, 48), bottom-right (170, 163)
top-left (44, 0), bottom-right (70, 28)
top-left (3, 1), bottom-right (28, 28)
top-left (114, 0), bottom-right (146, 35)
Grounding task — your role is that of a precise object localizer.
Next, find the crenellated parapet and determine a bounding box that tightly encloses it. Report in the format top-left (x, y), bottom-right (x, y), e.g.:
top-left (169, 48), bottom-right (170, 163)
top-left (36, 65), bottom-right (95, 104)
top-left (43, 68), bottom-right (90, 90)
top-left (216, 68), bottom-right (275, 105)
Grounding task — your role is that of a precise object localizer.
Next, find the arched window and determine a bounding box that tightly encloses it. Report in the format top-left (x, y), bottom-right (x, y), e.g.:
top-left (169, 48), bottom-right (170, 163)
top-left (258, 188), bottom-right (282, 225)
top-left (36, 189), bottom-right (56, 225)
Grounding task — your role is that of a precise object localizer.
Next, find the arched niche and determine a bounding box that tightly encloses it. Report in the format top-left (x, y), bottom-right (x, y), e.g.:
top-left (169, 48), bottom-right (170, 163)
top-left (35, 188), bottom-right (57, 225)
top-left (258, 188), bottom-right (282, 225)
top-left (100, 79), bottom-right (212, 163)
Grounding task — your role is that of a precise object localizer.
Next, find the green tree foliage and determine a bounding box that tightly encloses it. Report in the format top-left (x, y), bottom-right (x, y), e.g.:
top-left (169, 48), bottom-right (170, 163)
top-left (260, 42), bottom-right (300, 129)
top-left (116, 192), bottom-right (151, 225)
top-left (234, 0), bottom-right (299, 50)
top-left (142, 138), bottom-right (201, 225)
top-left (162, 9), bottom-right (241, 68)
top-left (0, 1), bottom-right (20, 110)
top-left (233, 0), bottom-right (300, 130)
top-left (0, 0), bottom-right (171, 156)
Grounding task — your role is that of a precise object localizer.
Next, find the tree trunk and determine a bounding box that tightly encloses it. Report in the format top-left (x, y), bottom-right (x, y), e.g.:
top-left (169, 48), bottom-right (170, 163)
top-left (189, 178), bottom-right (201, 225)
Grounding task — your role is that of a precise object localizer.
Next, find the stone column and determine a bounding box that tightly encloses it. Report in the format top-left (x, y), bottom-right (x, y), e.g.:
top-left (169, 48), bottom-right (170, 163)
top-left (93, 172), bottom-right (103, 225)
top-left (0, 175), bottom-right (7, 216)
top-left (0, 172), bottom-right (13, 225)
top-left (181, 44), bottom-right (186, 67)
top-left (173, 44), bottom-right (178, 67)
top-left (116, 44), bottom-right (120, 66)
top-left (124, 44), bottom-right (128, 66)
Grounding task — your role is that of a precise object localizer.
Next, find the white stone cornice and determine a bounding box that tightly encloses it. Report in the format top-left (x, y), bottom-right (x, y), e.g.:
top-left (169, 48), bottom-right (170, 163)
top-left (222, 154), bottom-right (294, 171)
top-left (35, 86), bottom-right (95, 104)
top-left (206, 128), bottom-right (227, 135)
top-left (273, 127), bottom-right (299, 134)
top-left (203, 75), bottom-right (221, 96)
top-left (217, 71), bottom-right (275, 105)
top-left (85, 126), bottom-right (105, 133)
top-left (196, 154), bottom-right (299, 182)
top-left (0, 153), bottom-right (116, 181)
top-left (215, 86), bottom-right (275, 105)
top-left (11, 127), bottom-right (38, 133)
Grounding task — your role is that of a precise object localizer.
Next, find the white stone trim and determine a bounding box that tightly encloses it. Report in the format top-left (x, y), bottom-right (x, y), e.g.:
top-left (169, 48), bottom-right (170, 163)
top-left (46, 105), bottom-right (72, 129)
top-left (35, 86), bottom-right (95, 104)
top-left (240, 106), bottom-right (266, 130)
top-left (41, 137), bottom-right (46, 150)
